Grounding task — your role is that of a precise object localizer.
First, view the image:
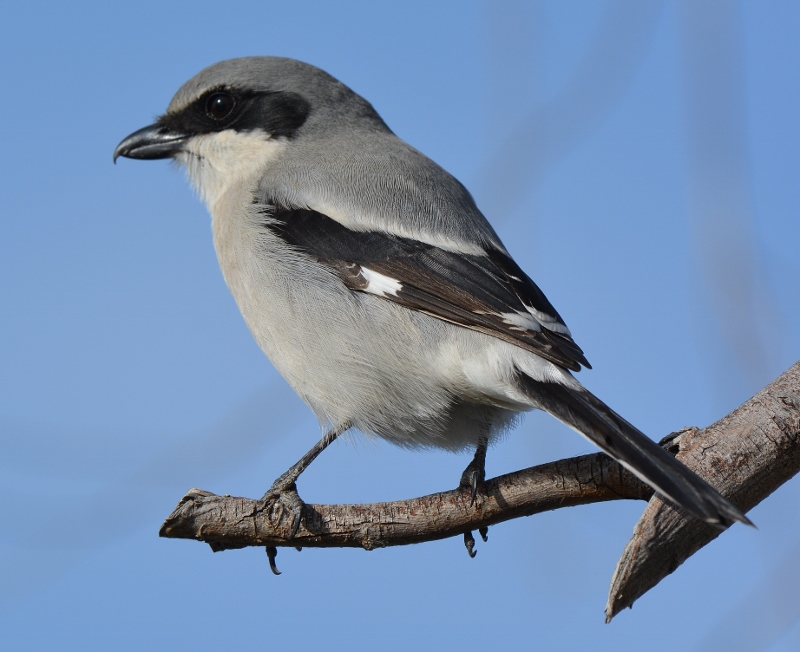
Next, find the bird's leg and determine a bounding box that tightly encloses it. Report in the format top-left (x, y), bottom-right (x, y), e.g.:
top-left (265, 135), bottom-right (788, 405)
top-left (460, 435), bottom-right (488, 506)
top-left (460, 436), bottom-right (490, 557)
top-left (262, 422), bottom-right (350, 539)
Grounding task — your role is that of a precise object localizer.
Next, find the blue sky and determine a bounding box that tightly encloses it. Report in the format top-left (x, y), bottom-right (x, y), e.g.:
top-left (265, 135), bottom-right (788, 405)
top-left (2, 1), bottom-right (799, 650)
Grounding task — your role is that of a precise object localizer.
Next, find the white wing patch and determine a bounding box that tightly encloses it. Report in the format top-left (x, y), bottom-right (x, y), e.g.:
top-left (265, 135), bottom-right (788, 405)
top-left (498, 310), bottom-right (542, 333)
top-left (521, 304), bottom-right (572, 335)
top-left (361, 267), bottom-right (403, 297)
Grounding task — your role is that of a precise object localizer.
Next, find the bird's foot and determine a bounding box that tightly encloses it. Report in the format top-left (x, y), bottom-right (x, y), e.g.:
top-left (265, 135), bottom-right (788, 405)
top-left (459, 457), bottom-right (486, 506)
top-left (262, 475), bottom-right (306, 540)
top-left (464, 531), bottom-right (477, 558)
top-left (463, 527), bottom-right (490, 558)
top-left (460, 436), bottom-right (488, 506)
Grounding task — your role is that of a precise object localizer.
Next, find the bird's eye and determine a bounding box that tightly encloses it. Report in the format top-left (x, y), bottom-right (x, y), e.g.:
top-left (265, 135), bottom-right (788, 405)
top-left (205, 92), bottom-right (235, 120)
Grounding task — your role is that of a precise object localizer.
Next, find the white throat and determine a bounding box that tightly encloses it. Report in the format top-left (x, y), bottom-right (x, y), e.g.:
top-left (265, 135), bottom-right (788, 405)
top-left (176, 129), bottom-right (288, 210)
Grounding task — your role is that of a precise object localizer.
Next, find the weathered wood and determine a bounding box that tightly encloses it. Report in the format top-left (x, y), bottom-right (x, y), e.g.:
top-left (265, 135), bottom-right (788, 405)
top-left (605, 362), bottom-right (800, 621)
top-left (160, 453), bottom-right (652, 550)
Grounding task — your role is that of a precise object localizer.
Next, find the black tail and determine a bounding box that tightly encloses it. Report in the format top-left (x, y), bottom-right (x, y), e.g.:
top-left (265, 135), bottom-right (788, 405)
top-left (521, 378), bottom-right (752, 527)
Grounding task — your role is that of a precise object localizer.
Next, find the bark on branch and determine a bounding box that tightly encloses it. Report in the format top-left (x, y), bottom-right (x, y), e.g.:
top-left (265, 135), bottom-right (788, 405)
top-left (605, 361), bottom-right (800, 621)
top-left (160, 362), bottom-right (800, 619)
top-left (160, 453), bottom-right (653, 551)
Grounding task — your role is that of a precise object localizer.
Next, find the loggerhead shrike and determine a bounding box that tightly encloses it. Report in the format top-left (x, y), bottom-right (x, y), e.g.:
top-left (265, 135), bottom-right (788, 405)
top-left (114, 57), bottom-right (750, 536)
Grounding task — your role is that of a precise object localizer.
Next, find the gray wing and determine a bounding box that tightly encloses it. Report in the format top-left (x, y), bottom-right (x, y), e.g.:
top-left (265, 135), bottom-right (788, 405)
top-left (262, 203), bottom-right (590, 372)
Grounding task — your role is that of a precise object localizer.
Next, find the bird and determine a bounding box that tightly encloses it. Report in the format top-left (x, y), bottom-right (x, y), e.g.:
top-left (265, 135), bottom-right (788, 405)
top-left (114, 56), bottom-right (750, 538)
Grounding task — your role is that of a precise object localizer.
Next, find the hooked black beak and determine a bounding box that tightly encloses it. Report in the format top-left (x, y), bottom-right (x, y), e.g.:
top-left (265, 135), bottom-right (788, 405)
top-left (113, 123), bottom-right (189, 163)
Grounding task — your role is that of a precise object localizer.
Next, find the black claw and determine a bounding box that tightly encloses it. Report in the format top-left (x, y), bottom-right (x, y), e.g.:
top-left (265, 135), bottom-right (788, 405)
top-left (289, 515), bottom-right (302, 539)
top-left (464, 531), bottom-right (477, 558)
top-left (462, 465), bottom-right (484, 507)
top-left (460, 464), bottom-right (484, 506)
top-left (263, 481), bottom-right (305, 539)
top-left (288, 492), bottom-right (305, 538)
top-left (266, 546), bottom-right (281, 575)
top-left (460, 437), bottom-right (488, 507)
top-left (479, 526), bottom-right (489, 542)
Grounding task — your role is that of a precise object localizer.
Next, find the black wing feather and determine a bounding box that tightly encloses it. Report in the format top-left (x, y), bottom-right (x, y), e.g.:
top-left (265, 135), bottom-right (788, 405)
top-left (264, 205), bottom-right (590, 372)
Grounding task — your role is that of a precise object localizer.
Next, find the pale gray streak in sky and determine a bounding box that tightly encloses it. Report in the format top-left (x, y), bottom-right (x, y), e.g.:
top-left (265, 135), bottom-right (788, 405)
top-left (476, 0), bottom-right (664, 223)
top-left (680, 0), bottom-right (790, 400)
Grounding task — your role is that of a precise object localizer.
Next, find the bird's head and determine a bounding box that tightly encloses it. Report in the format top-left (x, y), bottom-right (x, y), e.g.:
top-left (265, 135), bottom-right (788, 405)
top-left (114, 57), bottom-right (386, 208)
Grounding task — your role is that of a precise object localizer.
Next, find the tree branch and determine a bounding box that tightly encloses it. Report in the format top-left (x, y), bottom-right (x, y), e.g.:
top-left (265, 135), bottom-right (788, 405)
top-left (160, 453), bottom-right (652, 551)
top-left (160, 362), bottom-right (800, 618)
top-left (605, 361), bottom-right (800, 621)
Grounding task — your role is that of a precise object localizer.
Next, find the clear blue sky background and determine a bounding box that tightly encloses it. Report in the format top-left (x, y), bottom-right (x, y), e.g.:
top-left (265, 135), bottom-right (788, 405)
top-left (2, 1), bottom-right (799, 650)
